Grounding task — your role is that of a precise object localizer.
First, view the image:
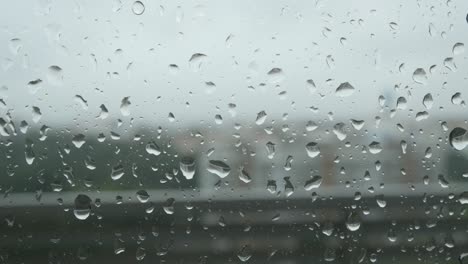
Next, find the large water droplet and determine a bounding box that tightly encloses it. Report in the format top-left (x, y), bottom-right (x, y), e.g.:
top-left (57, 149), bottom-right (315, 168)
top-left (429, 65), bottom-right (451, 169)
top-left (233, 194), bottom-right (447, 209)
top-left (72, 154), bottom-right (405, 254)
top-left (180, 157), bottom-right (195, 179)
top-left (412, 68), bottom-right (427, 84)
top-left (207, 160), bottom-right (231, 178)
top-left (111, 164), bottom-right (125, 180)
top-left (449, 127), bottom-right (468, 150)
top-left (72, 134), bottom-right (86, 148)
top-left (132, 1), bottom-right (145, 15)
top-left (146, 141), bottom-right (161, 156)
top-left (305, 142), bottom-right (320, 158)
top-left (47, 65), bottom-right (63, 86)
top-left (237, 244), bottom-right (252, 262)
top-left (255, 110), bottom-right (267, 125)
top-left (267, 68), bottom-right (285, 83)
top-left (345, 212), bottom-right (361, 231)
top-left (369, 141), bottom-right (383, 154)
top-left (265, 141), bottom-right (276, 159)
top-left (453, 42), bottom-right (465, 55)
top-left (335, 82), bottom-right (355, 97)
top-left (74, 194), bottom-right (91, 220)
top-left (136, 190), bottom-right (150, 203)
top-left (304, 175), bottom-right (323, 190)
top-left (120, 97), bottom-right (131, 116)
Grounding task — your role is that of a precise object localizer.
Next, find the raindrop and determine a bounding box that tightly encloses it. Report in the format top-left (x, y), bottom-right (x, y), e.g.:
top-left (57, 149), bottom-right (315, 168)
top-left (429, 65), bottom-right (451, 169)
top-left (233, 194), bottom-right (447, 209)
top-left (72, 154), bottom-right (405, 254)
top-left (335, 82), bottom-right (355, 97)
top-left (111, 164), bottom-right (125, 180)
top-left (237, 244), bottom-right (252, 262)
top-left (255, 110), bottom-right (267, 125)
top-left (451, 92), bottom-right (463, 105)
top-left (132, 1), bottom-right (145, 15)
top-left (306, 79), bottom-right (316, 94)
top-left (74, 95), bottom-right (88, 110)
top-left (369, 141), bottom-right (382, 154)
top-left (267, 180), bottom-right (277, 193)
top-left (267, 68), bottom-right (285, 83)
top-left (423, 93), bottom-right (433, 109)
top-left (304, 175), bottom-right (323, 190)
top-left (120, 97), bottom-right (131, 116)
top-left (163, 198), bottom-right (175, 214)
top-left (412, 68), bottom-right (427, 84)
top-left (239, 168), bottom-right (252, 183)
top-left (32, 106), bottom-right (42, 123)
top-left (444, 57), bottom-right (457, 71)
top-left (266, 141), bottom-right (276, 159)
top-left (188, 53), bottom-right (207, 71)
top-left (350, 119), bottom-right (365, 130)
top-left (179, 157), bottom-right (195, 179)
top-left (345, 212), bottom-right (361, 231)
top-left (47, 65), bottom-right (63, 86)
top-left (207, 160), bottom-right (231, 178)
top-left (453, 42), bottom-right (465, 55)
top-left (333, 123), bottom-right (347, 141)
top-left (449, 127), bottom-right (468, 150)
top-left (146, 141), bottom-right (161, 156)
top-left (72, 134), bottom-right (86, 148)
top-left (74, 194), bottom-right (91, 220)
top-left (305, 142), bottom-right (320, 158)
top-left (136, 190), bottom-right (150, 203)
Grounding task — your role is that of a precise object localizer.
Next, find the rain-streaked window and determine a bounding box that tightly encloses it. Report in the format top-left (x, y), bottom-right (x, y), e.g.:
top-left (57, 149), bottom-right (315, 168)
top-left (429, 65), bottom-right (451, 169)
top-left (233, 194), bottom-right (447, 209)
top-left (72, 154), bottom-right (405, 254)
top-left (1, 0), bottom-right (468, 263)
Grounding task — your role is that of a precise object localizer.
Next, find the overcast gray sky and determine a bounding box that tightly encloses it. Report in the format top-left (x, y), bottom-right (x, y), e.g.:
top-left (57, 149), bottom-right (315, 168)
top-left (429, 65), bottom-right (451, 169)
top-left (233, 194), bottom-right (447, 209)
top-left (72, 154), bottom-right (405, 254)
top-left (0, 0), bottom-right (467, 130)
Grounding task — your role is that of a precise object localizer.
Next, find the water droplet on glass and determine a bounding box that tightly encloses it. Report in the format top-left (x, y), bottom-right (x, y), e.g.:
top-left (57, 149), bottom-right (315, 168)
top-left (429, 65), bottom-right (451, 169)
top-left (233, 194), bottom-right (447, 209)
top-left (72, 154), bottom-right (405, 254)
top-left (255, 110), bottom-right (267, 125)
top-left (111, 164), bottom-right (125, 180)
top-left (335, 82), bottom-right (355, 97)
top-left (453, 42), bottom-right (465, 55)
top-left (444, 57), bottom-right (457, 71)
top-left (74, 194), bottom-right (91, 220)
top-left (237, 244), bottom-right (252, 262)
top-left (412, 68), bottom-right (427, 84)
top-left (423, 93), bottom-right (433, 109)
top-left (188, 53), bottom-right (207, 71)
top-left (449, 127), bottom-right (468, 150)
top-left (32, 106), bottom-right (42, 123)
top-left (267, 68), bottom-right (285, 83)
top-left (47, 65), bottom-right (63, 86)
top-left (345, 212), bottom-right (361, 231)
top-left (305, 142), bottom-right (320, 158)
top-left (333, 123), bottom-right (347, 141)
top-left (136, 190), bottom-right (150, 203)
top-left (179, 157), bottom-right (195, 179)
top-left (146, 141), bottom-right (161, 156)
top-left (306, 79), bottom-right (316, 94)
top-left (265, 141), bottom-right (276, 159)
top-left (163, 198), bottom-right (175, 214)
top-left (369, 141), bottom-right (383, 154)
top-left (350, 119), bottom-right (365, 130)
top-left (132, 1), bottom-right (145, 15)
top-left (239, 168), bottom-right (252, 183)
top-left (120, 97), bottom-right (131, 116)
top-left (451, 92), bottom-right (463, 105)
top-left (304, 175), bottom-right (323, 190)
top-left (207, 160), bottom-right (231, 178)
top-left (72, 134), bottom-right (85, 148)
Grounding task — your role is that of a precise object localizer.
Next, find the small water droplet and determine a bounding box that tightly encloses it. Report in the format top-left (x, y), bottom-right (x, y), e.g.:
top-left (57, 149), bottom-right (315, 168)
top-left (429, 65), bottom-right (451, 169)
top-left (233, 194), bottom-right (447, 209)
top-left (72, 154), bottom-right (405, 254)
top-left (267, 68), bottom-right (285, 83)
top-left (369, 141), bottom-right (383, 154)
top-left (72, 134), bottom-right (86, 148)
top-left (111, 164), bottom-right (125, 180)
top-left (265, 141), bottom-right (276, 159)
top-left (423, 93), bottom-right (433, 109)
top-left (47, 65), bottom-right (63, 86)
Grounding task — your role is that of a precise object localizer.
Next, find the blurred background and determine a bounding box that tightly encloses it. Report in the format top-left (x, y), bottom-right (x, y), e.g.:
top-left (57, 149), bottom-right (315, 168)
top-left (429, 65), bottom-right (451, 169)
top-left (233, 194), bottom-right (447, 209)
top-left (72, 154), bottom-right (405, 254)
top-left (1, 0), bottom-right (468, 263)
